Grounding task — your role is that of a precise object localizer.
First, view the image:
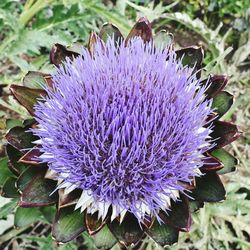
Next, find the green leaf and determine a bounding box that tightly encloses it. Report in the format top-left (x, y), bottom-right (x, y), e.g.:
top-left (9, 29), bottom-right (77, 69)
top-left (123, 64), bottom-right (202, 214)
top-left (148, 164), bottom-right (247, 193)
top-left (92, 225), bottom-right (117, 250)
top-left (7, 29), bottom-right (58, 56)
top-left (211, 149), bottom-right (238, 174)
top-left (9, 55), bottom-right (35, 72)
top-left (146, 220), bottom-right (179, 247)
top-left (83, 2), bottom-right (131, 34)
top-left (0, 199), bottom-right (18, 219)
top-left (0, 157), bottom-right (14, 186)
top-left (108, 213), bottom-right (143, 248)
top-left (59, 242), bottom-right (78, 250)
top-left (212, 91), bottom-right (233, 118)
top-left (19, 171), bottom-right (58, 207)
top-left (192, 173), bottom-right (226, 202)
top-left (5, 126), bottom-right (38, 150)
top-left (52, 206), bottom-right (85, 243)
top-left (125, 0), bottom-right (177, 22)
top-left (2, 177), bottom-right (19, 198)
top-left (24, 235), bottom-right (55, 250)
top-left (160, 12), bottom-right (223, 57)
top-left (40, 206), bottom-right (57, 224)
top-left (23, 71), bottom-right (52, 89)
top-left (9, 85), bottom-right (47, 115)
top-left (14, 207), bottom-right (42, 228)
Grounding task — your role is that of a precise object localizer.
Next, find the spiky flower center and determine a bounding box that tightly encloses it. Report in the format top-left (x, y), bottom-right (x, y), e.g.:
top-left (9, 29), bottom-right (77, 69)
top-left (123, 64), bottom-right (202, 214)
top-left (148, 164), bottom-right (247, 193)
top-left (33, 39), bottom-right (212, 222)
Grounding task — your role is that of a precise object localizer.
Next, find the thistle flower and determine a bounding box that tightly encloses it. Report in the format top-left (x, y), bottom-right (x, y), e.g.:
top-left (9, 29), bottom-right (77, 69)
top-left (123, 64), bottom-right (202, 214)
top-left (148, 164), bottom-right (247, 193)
top-left (33, 38), bottom-right (212, 223)
top-left (2, 17), bottom-right (242, 249)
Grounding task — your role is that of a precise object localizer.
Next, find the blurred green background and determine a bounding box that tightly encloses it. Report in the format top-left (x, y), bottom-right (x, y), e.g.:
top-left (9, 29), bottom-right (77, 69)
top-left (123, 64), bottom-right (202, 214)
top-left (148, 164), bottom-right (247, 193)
top-left (0, 0), bottom-right (249, 249)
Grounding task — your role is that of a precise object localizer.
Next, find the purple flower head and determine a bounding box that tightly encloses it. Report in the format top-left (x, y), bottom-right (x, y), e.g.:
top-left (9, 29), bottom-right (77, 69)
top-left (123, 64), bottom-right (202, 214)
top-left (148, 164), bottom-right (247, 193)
top-left (33, 38), bottom-right (213, 223)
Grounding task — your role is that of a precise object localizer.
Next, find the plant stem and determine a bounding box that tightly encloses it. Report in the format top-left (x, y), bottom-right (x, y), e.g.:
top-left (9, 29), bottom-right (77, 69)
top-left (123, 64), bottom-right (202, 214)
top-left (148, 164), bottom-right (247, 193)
top-left (23, 0), bottom-right (35, 11)
top-left (19, 0), bottom-right (55, 27)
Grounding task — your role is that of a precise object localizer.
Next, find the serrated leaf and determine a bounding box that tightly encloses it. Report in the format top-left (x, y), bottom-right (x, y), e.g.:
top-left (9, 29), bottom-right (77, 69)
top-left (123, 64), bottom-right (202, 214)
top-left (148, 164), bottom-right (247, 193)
top-left (92, 225), bottom-right (117, 249)
top-left (212, 91), bottom-right (233, 118)
top-left (163, 12), bottom-right (223, 57)
top-left (211, 148), bottom-right (238, 174)
top-left (192, 173), bottom-right (226, 202)
top-left (0, 198), bottom-right (18, 219)
top-left (146, 220), bottom-right (179, 247)
top-left (83, 2), bottom-right (131, 34)
top-left (10, 85), bottom-right (47, 115)
top-left (7, 29), bottom-right (58, 57)
top-left (9, 55), bottom-right (34, 72)
top-left (23, 235), bottom-right (55, 250)
top-left (14, 207), bottom-right (42, 228)
top-left (52, 205), bottom-right (85, 243)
